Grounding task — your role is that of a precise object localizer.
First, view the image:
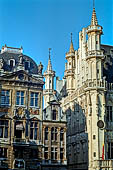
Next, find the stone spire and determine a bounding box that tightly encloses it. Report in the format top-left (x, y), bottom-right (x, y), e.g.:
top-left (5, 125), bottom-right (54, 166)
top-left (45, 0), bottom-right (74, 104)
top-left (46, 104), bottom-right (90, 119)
top-left (91, 7), bottom-right (98, 26)
top-left (47, 48), bottom-right (52, 71)
top-left (69, 33), bottom-right (74, 53)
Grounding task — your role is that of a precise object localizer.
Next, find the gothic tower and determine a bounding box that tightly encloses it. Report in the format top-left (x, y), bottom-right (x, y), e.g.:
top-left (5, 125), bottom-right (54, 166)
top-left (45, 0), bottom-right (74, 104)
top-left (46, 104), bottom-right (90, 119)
top-left (86, 7), bottom-right (103, 80)
top-left (43, 49), bottom-right (55, 108)
top-left (86, 6), bottom-right (105, 170)
top-left (65, 33), bottom-right (75, 94)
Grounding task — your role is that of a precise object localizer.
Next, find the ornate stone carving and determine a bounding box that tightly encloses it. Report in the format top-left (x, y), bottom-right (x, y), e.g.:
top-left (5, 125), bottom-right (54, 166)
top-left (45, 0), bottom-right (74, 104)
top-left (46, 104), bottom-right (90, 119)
top-left (38, 62), bottom-right (43, 74)
top-left (19, 55), bottom-right (23, 65)
top-left (17, 107), bottom-right (24, 115)
top-left (29, 108), bottom-right (39, 115)
top-left (0, 58), bottom-right (3, 69)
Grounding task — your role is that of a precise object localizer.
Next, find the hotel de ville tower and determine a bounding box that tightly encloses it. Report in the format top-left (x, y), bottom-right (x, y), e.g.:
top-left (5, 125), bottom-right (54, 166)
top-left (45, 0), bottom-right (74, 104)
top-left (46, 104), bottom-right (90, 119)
top-left (53, 4), bottom-right (113, 170)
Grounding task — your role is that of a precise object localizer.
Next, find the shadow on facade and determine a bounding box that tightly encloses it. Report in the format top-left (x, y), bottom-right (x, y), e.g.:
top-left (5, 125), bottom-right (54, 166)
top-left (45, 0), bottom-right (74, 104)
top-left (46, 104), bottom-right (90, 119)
top-left (66, 103), bottom-right (88, 170)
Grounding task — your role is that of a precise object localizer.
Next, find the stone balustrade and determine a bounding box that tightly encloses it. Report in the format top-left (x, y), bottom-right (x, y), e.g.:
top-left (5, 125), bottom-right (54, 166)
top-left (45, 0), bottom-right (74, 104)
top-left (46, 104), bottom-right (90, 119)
top-left (93, 160), bottom-right (113, 169)
top-left (87, 50), bottom-right (103, 57)
top-left (63, 80), bottom-right (113, 105)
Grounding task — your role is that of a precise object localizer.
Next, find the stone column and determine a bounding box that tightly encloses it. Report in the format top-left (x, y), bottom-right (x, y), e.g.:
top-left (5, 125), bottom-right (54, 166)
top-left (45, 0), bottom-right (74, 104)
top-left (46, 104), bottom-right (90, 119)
top-left (42, 126), bottom-right (46, 161)
top-left (63, 127), bottom-right (67, 164)
top-left (11, 119), bottom-right (15, 143)
top-left (48, 127), bottom-right (51, 163)
top-left (23, 119), bottom-right (26, 139)
top-left (57, 127), bottom-right (61, 163)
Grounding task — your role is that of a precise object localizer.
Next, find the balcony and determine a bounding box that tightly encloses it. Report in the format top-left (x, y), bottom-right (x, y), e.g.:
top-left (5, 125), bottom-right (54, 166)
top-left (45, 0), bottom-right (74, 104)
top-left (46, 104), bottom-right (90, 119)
top-left (93, 160), bottom-right (113, 169)
top-left (13, 138), bottom-right (29, 146)
top-left (13, 138), bottom-right (42, 146)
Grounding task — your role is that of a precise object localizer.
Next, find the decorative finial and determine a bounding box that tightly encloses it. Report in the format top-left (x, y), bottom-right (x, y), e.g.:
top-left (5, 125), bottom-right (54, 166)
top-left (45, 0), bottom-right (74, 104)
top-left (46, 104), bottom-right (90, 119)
top-left (71, 33), bottom-right (73, 43)
top-left (69, 33), bottom-right (74, 53)
top-left (49, 48), bottom-right (51, 59)
top-left (93, 0), bottom-right (95, 8)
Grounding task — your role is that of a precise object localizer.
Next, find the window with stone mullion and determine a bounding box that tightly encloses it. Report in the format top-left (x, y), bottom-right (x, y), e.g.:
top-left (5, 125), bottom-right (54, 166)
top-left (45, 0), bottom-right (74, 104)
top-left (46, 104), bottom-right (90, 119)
top-left (44, 147), bottom-right (48, 159)
top-left (16, 91), bottom-right (24, 106)
top-left (0, 120), bottom-right (8, 138)
top-left (51, 147), bottom-right (57, 160)
top-left (30, 92), bottom-right (38, 107)
top-left (1, 90), bottom-right (10, 105)
top-left (30, 122), bottom-right (38, 140)
top-left (51, 127), bottom-right (57, 141)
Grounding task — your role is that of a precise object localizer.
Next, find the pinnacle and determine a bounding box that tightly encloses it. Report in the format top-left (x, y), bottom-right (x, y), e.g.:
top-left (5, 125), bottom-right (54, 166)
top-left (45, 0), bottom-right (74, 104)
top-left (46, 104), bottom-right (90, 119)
top-left (47, 57), bottom-right (52, 71)
top-left (91, 8), bottom-right (98, 26)
top-left (69, 41), bottom-right (75, 53)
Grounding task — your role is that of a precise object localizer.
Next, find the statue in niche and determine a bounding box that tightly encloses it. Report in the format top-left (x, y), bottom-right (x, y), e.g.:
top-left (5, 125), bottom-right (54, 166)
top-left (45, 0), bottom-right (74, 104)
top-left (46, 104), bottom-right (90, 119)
top-left (19, 55), bottom-right (23, 65)
top-left (0, 58), bottom-right (3, 69)
top-left (38, 62), bottom-right (43, 74)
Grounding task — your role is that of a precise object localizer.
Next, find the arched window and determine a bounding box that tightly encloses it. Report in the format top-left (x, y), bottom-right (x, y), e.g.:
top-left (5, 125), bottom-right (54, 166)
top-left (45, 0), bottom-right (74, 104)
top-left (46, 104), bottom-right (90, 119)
top-left (9, 59), bottom-right (15, 67)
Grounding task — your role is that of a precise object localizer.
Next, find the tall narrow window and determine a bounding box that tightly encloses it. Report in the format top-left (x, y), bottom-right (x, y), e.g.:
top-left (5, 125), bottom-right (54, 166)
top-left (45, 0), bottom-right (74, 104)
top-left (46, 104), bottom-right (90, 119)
top-left (25, 61), bottom-right (30, 70)
top-left (108, 142), bottom-right (113, 159)
top-left (1, 90), bottom-right (10, 106)
top-left (45, 127), bottom-right (48, 140)
top-left (30, 122), bottom-right (38, 140)
top-left (106, 106), bottom-right (113, 122)
top-left (0, 148), bottom-right (7, 158)
top-left (51, 127), bottom-right (57, 141)
top-left (51, 147), bottom-right (57, 160)
top-left (60, 128), bottom-right (64, 141)
top-left (60, 148), bottom-right (64, 160)
top-left (44, 147), bottom-right (48, 160)
top-left (0, 120), bottom-right (8, 138)
top-left (16, 91), bottom-right (24, 106)
top-left (52, 109), bottom-right (57, 120)
top-left (30, 92), bottom-right (38, 107)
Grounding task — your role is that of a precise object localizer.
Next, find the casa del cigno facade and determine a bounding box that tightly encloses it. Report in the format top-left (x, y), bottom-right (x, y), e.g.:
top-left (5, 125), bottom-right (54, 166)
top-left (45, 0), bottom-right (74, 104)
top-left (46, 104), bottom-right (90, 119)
top-left (0, 45), bottom-right (44, 170)
top-left (0, 45), bottom-right (67, 170)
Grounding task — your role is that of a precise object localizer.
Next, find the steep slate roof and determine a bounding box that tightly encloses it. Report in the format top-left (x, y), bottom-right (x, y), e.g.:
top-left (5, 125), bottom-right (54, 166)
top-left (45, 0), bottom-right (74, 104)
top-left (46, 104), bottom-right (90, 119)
top-left (0, 52), bottom-right (38, 74)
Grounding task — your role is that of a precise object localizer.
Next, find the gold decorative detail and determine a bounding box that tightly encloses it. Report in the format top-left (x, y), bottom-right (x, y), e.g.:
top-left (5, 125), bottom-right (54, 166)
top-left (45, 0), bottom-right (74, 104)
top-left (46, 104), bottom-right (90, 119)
top-left (29, 108), bottom-right (33, 114)
top-left (29, 108), bottom-right (39, 115)
top-left (18, 107), bottom-right (24, 115)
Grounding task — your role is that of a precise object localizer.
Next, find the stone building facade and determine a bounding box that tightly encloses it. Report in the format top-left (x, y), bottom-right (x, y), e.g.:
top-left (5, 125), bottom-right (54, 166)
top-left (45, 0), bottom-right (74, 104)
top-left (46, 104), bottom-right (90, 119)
top-left (56, 7), bottom-right (113, 170)
top-left (43, 54), bottom-right (67, 170)
top-left (0, 45), bottom-right (43, 170)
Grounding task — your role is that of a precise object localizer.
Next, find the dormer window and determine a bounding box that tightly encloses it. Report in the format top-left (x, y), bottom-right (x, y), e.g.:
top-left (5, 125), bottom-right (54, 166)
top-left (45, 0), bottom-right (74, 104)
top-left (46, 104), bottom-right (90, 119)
top-left (52, 109), bottom-right (57, 120)
top-left (25, 61), bottom-right (30, 70)
top-left (9, 59), bottom-right (15, 67)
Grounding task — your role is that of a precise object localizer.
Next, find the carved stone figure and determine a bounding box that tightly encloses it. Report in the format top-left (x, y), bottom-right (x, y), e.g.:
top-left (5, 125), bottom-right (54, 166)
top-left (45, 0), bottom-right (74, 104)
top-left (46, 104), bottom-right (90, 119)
top-left (38, 62), bottom-right (43, 74)
top-left (0, 58), bottom-right (3, 69)
top-left (19, 55), bottom-right (23, 65)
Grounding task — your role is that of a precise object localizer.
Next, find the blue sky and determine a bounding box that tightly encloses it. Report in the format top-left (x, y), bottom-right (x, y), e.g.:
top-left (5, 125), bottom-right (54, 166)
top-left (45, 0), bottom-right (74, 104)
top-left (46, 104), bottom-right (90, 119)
top-left (0, 0), bottom-right (113, 79)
